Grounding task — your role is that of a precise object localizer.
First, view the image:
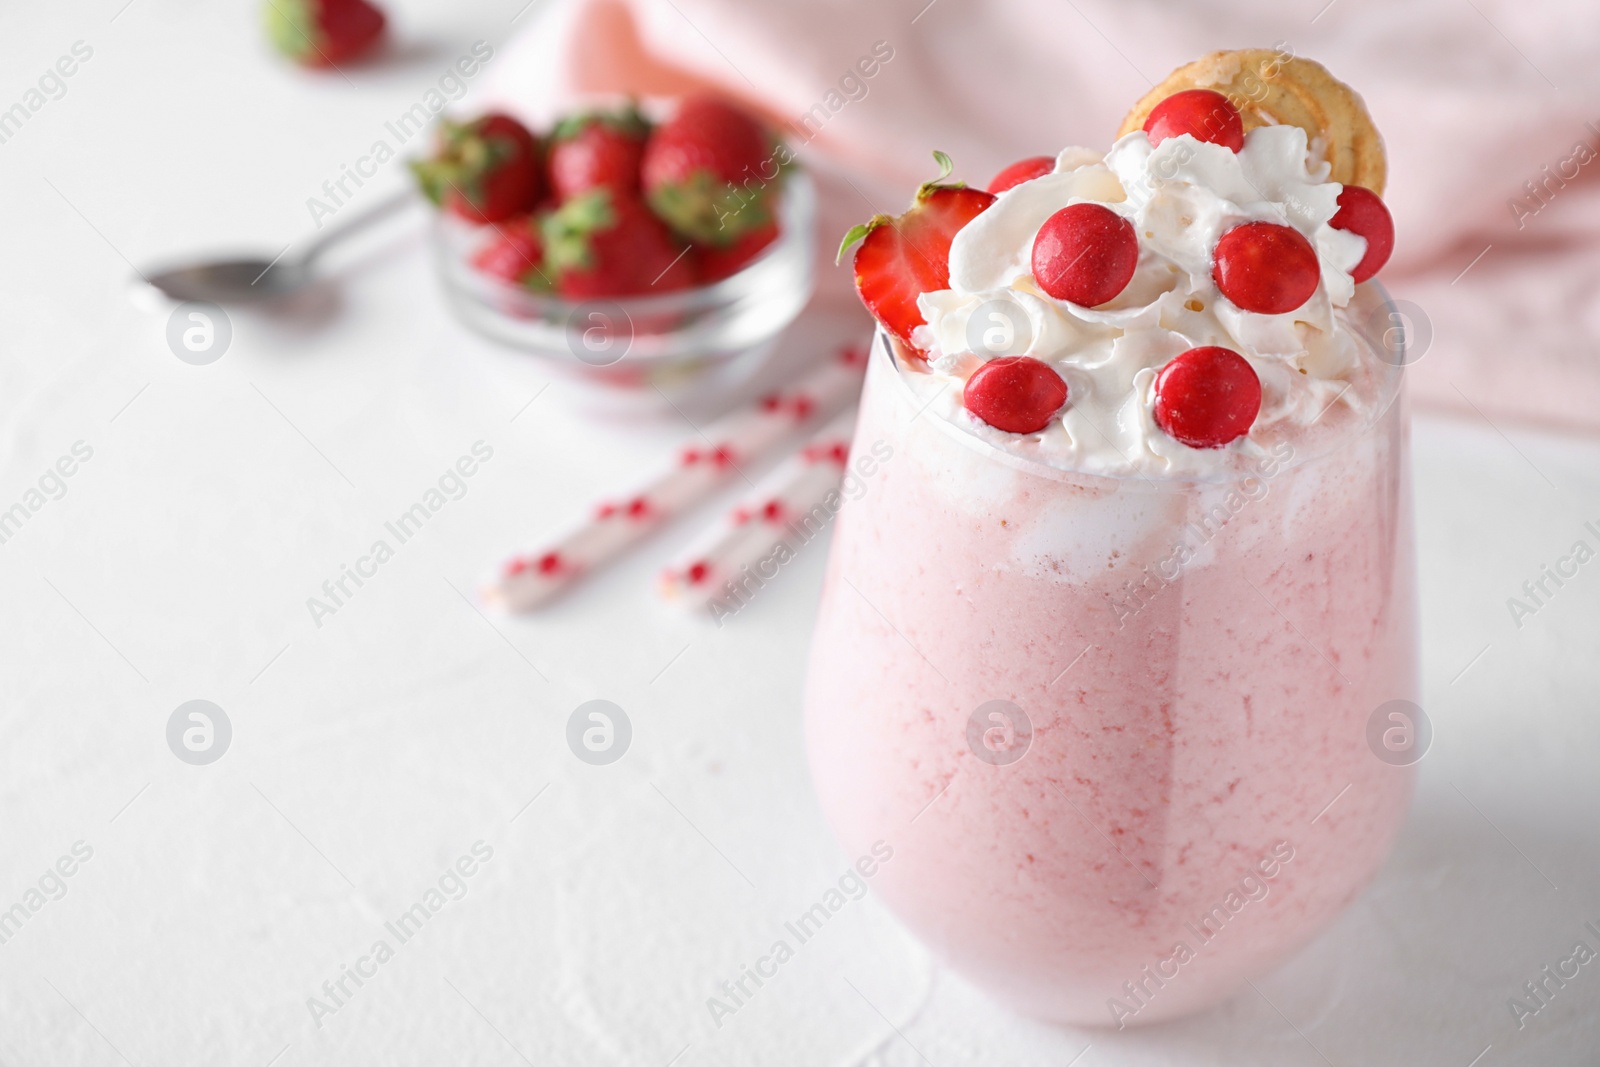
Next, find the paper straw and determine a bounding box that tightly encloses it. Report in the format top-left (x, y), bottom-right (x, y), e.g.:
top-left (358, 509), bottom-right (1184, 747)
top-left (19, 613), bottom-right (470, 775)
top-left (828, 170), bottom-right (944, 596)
top-left (484, 344), bottom-right (866, 611)
top-left (657, 410), bottom-right (855, 611)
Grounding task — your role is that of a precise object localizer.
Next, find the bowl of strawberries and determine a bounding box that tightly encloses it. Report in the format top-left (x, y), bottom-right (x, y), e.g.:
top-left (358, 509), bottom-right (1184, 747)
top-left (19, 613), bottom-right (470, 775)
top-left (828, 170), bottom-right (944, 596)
top-left (413, 94), bottom-right (815, 411)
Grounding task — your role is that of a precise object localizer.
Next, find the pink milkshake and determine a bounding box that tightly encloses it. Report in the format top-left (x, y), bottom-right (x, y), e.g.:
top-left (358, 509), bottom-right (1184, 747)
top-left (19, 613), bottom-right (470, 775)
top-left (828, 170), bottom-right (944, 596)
top-left (811, 54), bottom-right (1415, 1026)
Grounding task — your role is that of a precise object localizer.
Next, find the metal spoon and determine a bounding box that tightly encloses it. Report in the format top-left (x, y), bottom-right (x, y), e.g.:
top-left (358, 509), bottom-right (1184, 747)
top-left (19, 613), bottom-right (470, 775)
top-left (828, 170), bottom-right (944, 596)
top-left (141, 189), bottom-right (415, 304)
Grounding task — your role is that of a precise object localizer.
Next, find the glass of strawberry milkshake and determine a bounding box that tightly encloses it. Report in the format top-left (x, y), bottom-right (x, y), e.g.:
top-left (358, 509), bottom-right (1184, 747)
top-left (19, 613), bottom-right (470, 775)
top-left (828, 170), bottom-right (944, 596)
top-left (807, 53), bottom-right (1415, 1026)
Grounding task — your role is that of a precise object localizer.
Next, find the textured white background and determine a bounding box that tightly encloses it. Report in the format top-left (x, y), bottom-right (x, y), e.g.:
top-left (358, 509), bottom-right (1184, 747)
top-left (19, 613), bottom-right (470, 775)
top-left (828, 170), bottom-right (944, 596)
top-left (1, 1), bottom-right (1598, 1065)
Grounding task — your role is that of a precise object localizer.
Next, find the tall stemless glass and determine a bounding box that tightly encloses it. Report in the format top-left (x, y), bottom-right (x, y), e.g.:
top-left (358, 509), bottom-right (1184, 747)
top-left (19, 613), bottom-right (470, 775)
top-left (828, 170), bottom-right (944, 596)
top-left (803, 286), bottom-right (1417, 1028)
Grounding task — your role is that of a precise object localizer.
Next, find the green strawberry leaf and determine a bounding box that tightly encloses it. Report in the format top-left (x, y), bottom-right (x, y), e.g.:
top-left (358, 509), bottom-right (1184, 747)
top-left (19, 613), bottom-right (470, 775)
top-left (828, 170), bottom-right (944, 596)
top-left (552, 99), bottom-right (651, 143)
top-left (838, 222), bottom-right (876, 265)
top-left (915, 149), bottom-right (968, 201)
top-left (542, 189), bottom-right (617, 273)
top-left (262, 0), bottom-right (324, 61)
top-left (408, 159), bottom-right (448, 206)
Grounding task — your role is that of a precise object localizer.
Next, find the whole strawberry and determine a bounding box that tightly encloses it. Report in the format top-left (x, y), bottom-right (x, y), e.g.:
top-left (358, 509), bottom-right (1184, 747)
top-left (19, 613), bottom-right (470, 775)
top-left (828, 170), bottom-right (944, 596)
top-left (411, 113), bottom-right (543, 225)
top-left (263, 0), bottom-right (386, 68)
top-left (543, 190), bottom-right (694, 299)
top-left (471, 216), bottom-right (551, 291)
top-left (695, 222), bottom-right (779, 283)
top-left (548, 104), bottom-right (651, 202)
top-left (642, 95), bottom-right (780, 247)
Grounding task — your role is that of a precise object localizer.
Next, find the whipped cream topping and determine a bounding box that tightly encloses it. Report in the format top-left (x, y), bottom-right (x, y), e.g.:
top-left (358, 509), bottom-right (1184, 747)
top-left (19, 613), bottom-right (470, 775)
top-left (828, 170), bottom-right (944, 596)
top-left (909, 126), bottom-right (1392, 479)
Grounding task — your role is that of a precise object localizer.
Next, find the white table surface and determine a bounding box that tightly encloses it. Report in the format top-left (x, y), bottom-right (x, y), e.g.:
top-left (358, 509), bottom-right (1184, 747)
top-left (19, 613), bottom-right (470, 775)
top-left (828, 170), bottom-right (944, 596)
top-left (3, 2), bottom-right (1599, 1065)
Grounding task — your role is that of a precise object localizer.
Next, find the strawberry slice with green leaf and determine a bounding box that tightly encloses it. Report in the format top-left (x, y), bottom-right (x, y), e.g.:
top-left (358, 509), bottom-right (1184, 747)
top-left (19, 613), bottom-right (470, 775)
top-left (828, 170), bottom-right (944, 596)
top-left (838, 152), bottom-right (995, 355)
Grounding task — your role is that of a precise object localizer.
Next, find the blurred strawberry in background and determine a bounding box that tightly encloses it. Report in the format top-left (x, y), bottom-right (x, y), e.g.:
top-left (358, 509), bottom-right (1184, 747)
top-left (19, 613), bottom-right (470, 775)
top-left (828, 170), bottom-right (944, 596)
top-left (548, 104), bottom-right (652, 201)
top-left (642, 95), bottom-right (782, 248)
top-left (470, 216), bottom-right (551, 291)
top-left (411, 113), bottom-right (545, 224)
top-left (413, 95), bottom-right (789, 299)
top-left (542, 191), bottom-right (694, 298)
top-left (262, 0), bottom-right (386, 68)
top-left (696, 221), bottom-right (779, 283)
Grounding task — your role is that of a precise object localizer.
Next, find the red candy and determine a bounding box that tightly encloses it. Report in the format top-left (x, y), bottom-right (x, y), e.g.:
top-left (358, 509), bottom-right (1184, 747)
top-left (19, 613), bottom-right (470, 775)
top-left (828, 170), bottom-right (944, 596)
top-left (1212, 221), bottom-right (1321, 315)
top-left (1329, 185), bottom-right (1394, 283)
top-left (963, 356), bottom-right (1068, 435)
top-left (1031, 203), bottom-right (1139, 307)
top-left (1143, 90), bottom-right (1245, 153)
top-left (1153, 346), bottom-right (1261, 449)
top-left (988, 156), bottom-right (1055, 194)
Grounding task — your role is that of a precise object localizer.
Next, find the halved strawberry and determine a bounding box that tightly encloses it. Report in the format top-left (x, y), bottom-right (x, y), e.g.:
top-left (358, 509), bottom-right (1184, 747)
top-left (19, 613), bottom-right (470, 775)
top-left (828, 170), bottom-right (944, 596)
top-left (838, 152), bottom-right (995, 354)
top-left (411, 113), bottom-right (543, 225)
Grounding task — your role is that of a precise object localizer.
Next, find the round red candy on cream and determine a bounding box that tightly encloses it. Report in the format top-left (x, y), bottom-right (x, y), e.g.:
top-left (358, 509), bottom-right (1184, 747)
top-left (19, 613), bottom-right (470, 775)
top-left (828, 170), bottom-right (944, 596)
top-left (963, 357), bottom-right (1069, 435)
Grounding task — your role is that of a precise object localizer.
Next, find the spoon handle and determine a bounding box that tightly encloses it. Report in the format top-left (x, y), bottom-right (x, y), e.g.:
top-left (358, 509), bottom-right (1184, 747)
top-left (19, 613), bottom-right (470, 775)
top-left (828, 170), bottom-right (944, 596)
top-left (299, 188), bottom-right (416, 266)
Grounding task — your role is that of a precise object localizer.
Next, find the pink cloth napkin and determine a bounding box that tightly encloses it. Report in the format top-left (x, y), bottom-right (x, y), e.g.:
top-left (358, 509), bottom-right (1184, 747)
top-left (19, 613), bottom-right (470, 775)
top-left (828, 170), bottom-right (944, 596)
top-left (488, 0), bottom-right (1600, 432)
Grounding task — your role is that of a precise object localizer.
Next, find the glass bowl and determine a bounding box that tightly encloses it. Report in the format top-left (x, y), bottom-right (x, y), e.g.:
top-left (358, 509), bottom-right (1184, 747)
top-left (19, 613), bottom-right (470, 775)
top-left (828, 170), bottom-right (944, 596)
top-left (431, 169), bottom-right (816, 415)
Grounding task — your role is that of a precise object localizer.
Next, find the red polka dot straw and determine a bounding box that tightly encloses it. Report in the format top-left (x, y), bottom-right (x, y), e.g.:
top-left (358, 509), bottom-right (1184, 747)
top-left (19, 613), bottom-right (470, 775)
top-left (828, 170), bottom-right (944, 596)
top-left (658, 410), bottom-right (860, 610)
top-left (485, 341), bottom-right (869, 612)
